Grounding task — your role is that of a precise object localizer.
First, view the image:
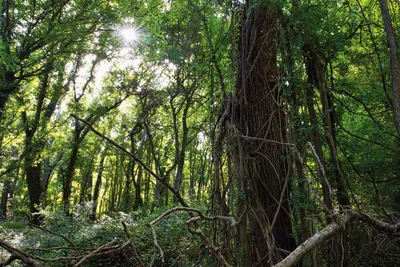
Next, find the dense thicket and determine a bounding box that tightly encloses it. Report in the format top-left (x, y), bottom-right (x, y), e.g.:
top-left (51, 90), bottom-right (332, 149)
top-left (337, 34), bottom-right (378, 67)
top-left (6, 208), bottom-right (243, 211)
top-left (0, 0), bottom-right (399, 266)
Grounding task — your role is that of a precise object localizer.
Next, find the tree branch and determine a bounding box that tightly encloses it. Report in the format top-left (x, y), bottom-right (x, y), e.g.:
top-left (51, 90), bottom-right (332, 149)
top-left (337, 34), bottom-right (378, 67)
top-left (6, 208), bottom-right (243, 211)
top-left (274, 210), bottom-right (400, 267)
top-left (29, 223), bottom-right (76, 248)
top-left (70, 114), bottom-right (189, 208)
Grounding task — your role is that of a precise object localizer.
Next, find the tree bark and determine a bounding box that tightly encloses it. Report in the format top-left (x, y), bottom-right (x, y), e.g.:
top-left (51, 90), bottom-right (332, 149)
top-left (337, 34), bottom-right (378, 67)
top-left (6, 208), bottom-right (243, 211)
top-left (171, 79), bottom-right (193, 203)
top-left (0, 0), bottom-right (17, 121)
top-left (379, 0), bottom-right (400, 138)
top-left (91, 153), bottom-right (106, 221)
top-left (0, 180), bottom-right (11, 219)
top-left (303, 43), bottom-right (351, 267)
top-left (303, 60), bottom-right (333, 211)
top-left (302, 44), bottom-right (350, 208)
top-left (62, 125), bottom-right (82, 212)
top-left (232, 2), bottom-right (296, 265)
top-left (133, 168), bottom-right (143, 210)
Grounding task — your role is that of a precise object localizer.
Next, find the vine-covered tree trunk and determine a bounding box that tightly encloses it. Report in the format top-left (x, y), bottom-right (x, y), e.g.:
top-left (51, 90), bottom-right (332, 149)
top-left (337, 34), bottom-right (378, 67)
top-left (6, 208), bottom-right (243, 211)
top-left (232, 2), bottom-right (296, 265)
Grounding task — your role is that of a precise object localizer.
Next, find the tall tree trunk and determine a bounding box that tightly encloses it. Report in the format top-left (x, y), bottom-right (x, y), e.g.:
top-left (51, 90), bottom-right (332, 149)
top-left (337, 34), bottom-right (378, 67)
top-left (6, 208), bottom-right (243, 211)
top-left (232, 2), bottom-right (296, 265)
top-left (63, 118), bottom-right (91, 212)
top-left (0, 0), bottom-right (16, 121)
top-left (129, 128), bottom-right (143, 210)
top-left (26, 165), bottom-right (42, 223)
top-left (280, 6), bottom-right (313, 263)
top-left (304, 77), bottom-right (333, 210)
top-left (24, 131), bottom-right (43, 225)
top-left (379, 0), bottom-right (400, 138)
top-left (133, 165), bottom-right (143, 210)
top-left (303, 43), bottom-right (350, 267)
top-left (0, 180), bottom-right (11, 219)
top-left (303, 44), bottom-right (350, 207)
top-left (188, 149), bottom-right (196, 200)
top-left (375, 2), bottom-right (400, 226)
top-left (91, 153), bottom-right (106, 221)
top-left (63, 139), bottom-right (79, 212)
top-left (79, 147), bottom-right (98, 204)
top-left (42, 153), bottom-right (63, 207)
top-left (110, 154), bottom-right (119, 212)
top-left (21, 64), bottom-right (62, 224)
top-left (172, 87), bottom-right (191, 203)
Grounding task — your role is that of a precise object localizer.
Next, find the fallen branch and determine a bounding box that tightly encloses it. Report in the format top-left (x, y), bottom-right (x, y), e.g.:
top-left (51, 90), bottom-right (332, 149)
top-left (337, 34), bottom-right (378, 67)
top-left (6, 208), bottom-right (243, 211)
top-left (0, 236), bottom-right (136, 266)
top-left (73, 238), bottom-right (136, 267)
top-left (0, 240), bottom-right (44, 267)
top-left (274, 210), bottom-right (400, 267)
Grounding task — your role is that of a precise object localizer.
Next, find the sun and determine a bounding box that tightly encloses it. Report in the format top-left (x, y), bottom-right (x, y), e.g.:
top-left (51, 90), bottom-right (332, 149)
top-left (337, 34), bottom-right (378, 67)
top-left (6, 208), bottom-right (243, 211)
top-left (118, 24), bottom-right (142, 45)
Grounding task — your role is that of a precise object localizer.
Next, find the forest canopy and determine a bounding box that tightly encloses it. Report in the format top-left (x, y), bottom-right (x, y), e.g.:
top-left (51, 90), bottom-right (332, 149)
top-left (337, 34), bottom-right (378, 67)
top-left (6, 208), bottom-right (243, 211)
top-left (0, 0), bottom-right (400, 266)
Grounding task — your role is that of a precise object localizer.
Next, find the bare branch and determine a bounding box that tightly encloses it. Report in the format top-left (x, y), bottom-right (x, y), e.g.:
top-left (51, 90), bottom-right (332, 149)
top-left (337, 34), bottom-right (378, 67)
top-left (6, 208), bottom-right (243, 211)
top-left (73, 238), bottom-right (119, 267)
top-left (274, 210), bottom-right (400, 267)
top-left (0, 240), bottom-right (44, 267)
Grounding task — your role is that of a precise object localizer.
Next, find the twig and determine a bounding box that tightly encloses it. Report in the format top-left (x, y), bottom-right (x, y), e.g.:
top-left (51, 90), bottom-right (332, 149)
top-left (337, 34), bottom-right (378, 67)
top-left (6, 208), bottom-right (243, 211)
top-left (186, 217), bottom-right (231, 267)
top-left (0, 235), bottom-right (141, 267)
top-left (148, 207), bottom-right (236, 267)
top-left (149, 207), bottom-right (236, 227)
top-left (307, 142), bottom-right (333, 199)
top-left (25, 246), bottom-right (92, 252)
top-left (149, 223), bottom-right (165, 266)
top-left (73, 238), bottom-right (119, 267)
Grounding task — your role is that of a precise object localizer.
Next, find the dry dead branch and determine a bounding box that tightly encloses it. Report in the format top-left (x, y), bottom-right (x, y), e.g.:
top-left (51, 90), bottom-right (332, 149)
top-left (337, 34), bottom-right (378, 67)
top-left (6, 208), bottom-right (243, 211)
top-left (274, 210), bottom-right (400, 267)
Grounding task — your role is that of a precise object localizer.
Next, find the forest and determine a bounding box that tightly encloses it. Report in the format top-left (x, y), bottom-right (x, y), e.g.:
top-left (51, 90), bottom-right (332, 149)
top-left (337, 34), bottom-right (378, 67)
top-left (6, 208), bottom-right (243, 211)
top-left (0, 0), bottom-right (400, 266)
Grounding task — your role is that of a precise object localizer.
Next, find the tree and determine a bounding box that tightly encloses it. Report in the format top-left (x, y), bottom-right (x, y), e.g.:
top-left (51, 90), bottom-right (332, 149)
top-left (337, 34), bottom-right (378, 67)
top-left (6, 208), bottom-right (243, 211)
top-left (379, 0), bottom-right (400, 138)
top-left (232, 1), bottom-right (296, 265)
top-left (1, 0), bottom-right (400, 266)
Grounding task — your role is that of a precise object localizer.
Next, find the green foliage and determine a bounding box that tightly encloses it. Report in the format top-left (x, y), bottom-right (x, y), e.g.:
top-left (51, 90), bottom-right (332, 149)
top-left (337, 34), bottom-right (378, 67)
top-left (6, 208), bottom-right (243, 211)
top-left (0, 204), bottom-right (211, 266)
top-left (1, 0), bottom-right (400, 266)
